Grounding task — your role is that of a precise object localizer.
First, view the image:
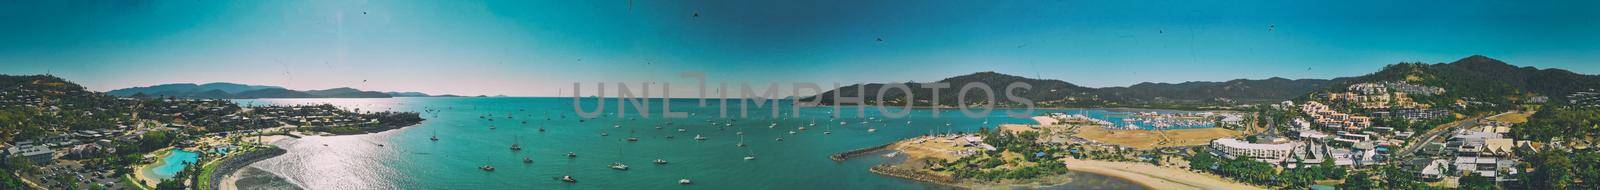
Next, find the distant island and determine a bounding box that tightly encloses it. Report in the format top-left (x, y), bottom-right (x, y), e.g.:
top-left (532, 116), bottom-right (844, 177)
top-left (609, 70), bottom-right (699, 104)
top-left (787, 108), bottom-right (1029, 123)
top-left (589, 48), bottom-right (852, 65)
top-left (106, 82), bottom-right (461, 99)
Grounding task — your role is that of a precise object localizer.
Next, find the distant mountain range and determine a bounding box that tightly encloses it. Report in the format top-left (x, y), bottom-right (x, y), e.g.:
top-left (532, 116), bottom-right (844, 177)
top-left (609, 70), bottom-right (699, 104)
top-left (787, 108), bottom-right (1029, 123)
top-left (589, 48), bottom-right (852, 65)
top-left (98, 55), bottom-right (1600, 103)
top-left (107, 82), bottom-right (455, 99)
top-left (1334, 55), bottom-right (1600, 101)
top-left (805, 55), bottom-right (1600, 108)
top-left (801, 71), bottom-right (1340, 107)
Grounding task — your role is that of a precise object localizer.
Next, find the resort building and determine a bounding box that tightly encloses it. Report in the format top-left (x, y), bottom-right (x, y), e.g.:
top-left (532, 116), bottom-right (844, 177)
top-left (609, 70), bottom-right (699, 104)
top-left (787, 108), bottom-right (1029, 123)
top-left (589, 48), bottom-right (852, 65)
top-left (4, 141), bottom-right (55, 164)
top-left (1300, 101), bottom-right (1373, 131)
top-left (1446, 130), bottom-right (1521, 181)
top-left (1371, 108), bottom-right (1450, 121)
top-left (1210, 138), bottom-right (1301, 162)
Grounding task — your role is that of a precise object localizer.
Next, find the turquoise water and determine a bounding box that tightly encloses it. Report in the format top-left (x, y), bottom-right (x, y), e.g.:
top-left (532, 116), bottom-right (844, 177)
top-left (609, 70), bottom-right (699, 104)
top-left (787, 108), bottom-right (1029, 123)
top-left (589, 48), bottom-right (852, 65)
top-left (151, 149), bottom-right (199, 179)
top-left (232, 97), bottom-right (1150, 190)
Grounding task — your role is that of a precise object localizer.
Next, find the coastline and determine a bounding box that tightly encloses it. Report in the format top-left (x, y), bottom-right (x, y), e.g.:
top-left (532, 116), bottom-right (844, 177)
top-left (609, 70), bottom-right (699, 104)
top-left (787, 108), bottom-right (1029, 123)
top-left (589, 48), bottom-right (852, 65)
top-left (214, 135), bottom-right (298, 190)
top-left (1060, 158), bottom-right (1264, 190)
top-left (854, 137), bottom-right (1262, 190)
top-left (848, 136), bottom-right (1080, 189)
top-left (211, 119), bottom-right (417, 190)
top-left (204, 146), bottom-right (288, 190)
top-left (851, 114), bottom-right (1261, 190)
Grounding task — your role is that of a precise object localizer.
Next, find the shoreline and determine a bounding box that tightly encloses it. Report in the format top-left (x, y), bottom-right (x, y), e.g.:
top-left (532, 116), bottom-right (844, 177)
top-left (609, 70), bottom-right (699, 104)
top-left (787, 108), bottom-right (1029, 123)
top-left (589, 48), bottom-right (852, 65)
top-left (215, 135), bottom-right (299, 190)
top-left (205, 147), bottom-right (288, 190)
top-left (216, 123), bottom-right (415, 190)
top-left (1062, 158), bottom-right (1264, 190)
top-left (846, 136), bottom-right (1079, 189)
top-left (856, 131), bottom-right (1261, 190)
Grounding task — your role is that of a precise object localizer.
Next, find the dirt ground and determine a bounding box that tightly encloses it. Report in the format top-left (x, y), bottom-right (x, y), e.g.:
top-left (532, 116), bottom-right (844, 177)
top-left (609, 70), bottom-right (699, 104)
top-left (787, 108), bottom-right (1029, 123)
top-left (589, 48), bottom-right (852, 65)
top-left (1072, 126), bottom-right (1241, 150)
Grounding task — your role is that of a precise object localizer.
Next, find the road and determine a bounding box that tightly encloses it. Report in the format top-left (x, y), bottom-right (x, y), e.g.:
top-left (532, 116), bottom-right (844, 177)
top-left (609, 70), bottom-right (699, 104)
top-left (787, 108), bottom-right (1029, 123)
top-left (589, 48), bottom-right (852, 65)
top-left (1393, 113), bottom-right (1501, 159)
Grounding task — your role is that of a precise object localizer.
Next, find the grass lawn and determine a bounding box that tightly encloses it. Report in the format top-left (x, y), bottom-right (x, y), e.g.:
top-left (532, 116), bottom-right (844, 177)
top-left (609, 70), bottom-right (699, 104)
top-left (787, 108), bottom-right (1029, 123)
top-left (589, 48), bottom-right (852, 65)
top-left (194, 159), bottom-right (222, 190)
top-left (1488, 111), bottom-right (1534, 124)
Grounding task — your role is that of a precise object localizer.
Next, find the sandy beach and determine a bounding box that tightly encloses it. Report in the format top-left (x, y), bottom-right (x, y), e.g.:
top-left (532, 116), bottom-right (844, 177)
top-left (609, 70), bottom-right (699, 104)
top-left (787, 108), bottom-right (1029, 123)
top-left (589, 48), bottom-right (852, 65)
top-left (217, 135), bottom-right (300, 190)
top-left (131, 147), bottom-right (176, 187)
top-left (1062, 158), bottom-right (1263, 190)
top-left (219, 167), bottom-right (302, 190)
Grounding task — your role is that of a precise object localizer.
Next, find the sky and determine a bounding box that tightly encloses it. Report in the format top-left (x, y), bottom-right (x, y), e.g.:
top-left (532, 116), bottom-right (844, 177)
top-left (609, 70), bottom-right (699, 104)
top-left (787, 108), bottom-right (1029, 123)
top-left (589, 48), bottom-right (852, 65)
top-left (1, 0), bottom-right (1597, 97)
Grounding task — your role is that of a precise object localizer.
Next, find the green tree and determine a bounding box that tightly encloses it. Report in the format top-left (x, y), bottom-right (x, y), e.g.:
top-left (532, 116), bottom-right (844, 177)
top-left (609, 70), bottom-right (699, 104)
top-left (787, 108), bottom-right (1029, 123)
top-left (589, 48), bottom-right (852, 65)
top-left (1459, 172), bottom-right (1498, 190)
top-left (1341, 172), bottom-right (1376, 190)
top-left (1531, 150), bottom-right (1574, 189)
top-left (155, 178), bottom-right (185, 190)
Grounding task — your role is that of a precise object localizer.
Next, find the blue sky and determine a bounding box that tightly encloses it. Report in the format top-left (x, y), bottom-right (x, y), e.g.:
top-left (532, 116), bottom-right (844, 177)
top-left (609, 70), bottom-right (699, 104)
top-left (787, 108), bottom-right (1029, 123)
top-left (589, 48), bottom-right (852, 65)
top-left (1, 0), bottom-right (1597, 97)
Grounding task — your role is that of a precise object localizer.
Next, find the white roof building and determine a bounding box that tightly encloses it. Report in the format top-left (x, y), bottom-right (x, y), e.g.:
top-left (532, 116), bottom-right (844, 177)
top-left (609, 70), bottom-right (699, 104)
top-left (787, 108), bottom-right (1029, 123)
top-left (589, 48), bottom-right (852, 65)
top-left (1211, 138), bottom-right (1300, 162)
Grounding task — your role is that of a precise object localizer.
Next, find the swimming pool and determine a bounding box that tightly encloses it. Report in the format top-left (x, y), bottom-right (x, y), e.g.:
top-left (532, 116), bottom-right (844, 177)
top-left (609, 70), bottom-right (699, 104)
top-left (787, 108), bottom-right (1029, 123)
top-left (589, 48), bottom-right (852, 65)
top-left (149, 149), bottom-right (200, 179)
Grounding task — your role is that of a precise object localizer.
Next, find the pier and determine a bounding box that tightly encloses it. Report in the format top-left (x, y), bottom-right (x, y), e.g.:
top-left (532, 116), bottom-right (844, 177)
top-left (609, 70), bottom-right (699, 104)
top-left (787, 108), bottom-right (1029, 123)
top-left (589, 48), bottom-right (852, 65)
top-left (829, 143), bottom-right (894, 162)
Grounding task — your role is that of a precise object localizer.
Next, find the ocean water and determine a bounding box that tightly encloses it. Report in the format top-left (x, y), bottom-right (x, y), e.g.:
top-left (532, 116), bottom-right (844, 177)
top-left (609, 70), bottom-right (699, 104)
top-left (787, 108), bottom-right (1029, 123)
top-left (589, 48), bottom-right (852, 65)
top-left (231, 97), bottom-right (1150, 190)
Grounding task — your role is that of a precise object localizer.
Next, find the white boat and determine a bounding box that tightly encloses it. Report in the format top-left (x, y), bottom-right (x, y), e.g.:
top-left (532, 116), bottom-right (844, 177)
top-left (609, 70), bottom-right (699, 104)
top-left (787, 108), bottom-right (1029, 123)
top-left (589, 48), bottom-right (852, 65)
top-left (560, 176), bottom-right (577, 183)
top-left (480, 157), bottom-right (496, 171)
top-left (610, 162), bottom-right (630, 170)
top-left (654, 159), bottom-right (668, 165)
top-left (677, 128), bottom-right (688, 132)
top-left (867, 128), bottom-right (877, 133)
top-left (694, 135), bottom-right (708, 140)
top-left (743, 155), bottom-right (757, 160)
top-left (679, 179), bottom-right (693, 184)
top-left (511, 136), bottom-right (523, 151)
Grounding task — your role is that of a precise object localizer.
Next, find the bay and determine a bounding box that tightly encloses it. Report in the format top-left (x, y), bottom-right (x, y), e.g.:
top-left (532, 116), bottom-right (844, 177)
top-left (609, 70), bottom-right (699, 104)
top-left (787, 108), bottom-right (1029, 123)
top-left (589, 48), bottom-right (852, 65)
top-left (231, 97), bottom-right (1149, 190)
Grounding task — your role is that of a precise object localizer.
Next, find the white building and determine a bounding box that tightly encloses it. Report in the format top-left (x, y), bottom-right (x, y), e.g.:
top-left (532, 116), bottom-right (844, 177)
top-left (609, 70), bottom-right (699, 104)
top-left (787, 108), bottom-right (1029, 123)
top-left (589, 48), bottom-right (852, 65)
top-left (1211, 138), bottom-right (1300, 162)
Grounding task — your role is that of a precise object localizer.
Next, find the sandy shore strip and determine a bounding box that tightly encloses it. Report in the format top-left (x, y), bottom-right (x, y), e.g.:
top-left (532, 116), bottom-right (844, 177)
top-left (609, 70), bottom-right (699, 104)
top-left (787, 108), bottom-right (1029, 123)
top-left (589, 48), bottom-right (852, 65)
top-left (217, 135), bottom-right (300, 190)
top-left (131, 147), bottom-right (176, 187)
top-left (1062, 158), bottom-right (1263, 190)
